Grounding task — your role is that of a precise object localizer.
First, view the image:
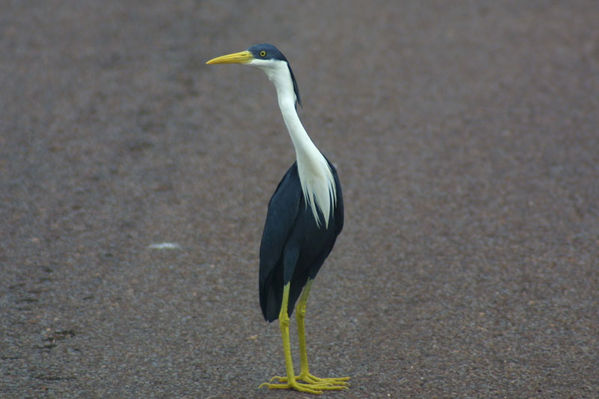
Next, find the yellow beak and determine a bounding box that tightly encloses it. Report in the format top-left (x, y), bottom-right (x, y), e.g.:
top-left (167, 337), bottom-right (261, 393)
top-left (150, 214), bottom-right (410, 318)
top-left (206, 50), bottom-right (253, 65)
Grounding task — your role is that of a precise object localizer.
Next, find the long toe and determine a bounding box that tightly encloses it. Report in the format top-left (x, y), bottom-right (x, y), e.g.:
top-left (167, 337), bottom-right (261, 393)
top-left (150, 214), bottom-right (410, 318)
top-left (264, 373), bottom-right (350, 392)
top-left (298, 372), bottom-right (350, 387)
top-left (260, 380), bottom-right (328, 394)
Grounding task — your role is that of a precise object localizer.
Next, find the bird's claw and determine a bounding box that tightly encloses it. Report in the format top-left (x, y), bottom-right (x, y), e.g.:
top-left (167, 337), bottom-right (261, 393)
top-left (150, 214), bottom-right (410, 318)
top-left (262, 373), bottom-right (350, 393)
top-left (260, 378), bottom-right (348, 394)
top-left (271, 373), bottom-right (350, 385)
top-left (260, 381), bottom-right (323, 394)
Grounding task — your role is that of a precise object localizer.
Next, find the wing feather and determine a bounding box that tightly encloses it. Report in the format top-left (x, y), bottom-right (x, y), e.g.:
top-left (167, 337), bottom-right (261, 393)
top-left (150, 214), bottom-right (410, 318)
top-left (259, 163), bottom-right (302, 321)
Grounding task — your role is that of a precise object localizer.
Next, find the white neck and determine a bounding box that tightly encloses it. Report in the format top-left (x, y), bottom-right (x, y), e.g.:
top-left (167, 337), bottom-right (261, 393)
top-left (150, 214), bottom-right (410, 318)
top-left (251, 59), bottom-right (337, 227)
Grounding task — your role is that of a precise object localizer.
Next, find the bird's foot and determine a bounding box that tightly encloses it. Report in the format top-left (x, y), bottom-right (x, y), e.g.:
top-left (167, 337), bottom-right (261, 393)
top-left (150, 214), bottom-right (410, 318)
top-left (273, 371), bottom-right (350, 386)
top-left (298, 371), bottom-right (350, 386)
top-left (264, 372), bottom-right (349, 393)
top-left (259, 379), bottom-right (327, 394)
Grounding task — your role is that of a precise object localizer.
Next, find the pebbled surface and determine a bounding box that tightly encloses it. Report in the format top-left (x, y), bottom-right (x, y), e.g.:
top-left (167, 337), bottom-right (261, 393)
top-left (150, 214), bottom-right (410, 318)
top-left (1, 1), bottom-right (598, 398)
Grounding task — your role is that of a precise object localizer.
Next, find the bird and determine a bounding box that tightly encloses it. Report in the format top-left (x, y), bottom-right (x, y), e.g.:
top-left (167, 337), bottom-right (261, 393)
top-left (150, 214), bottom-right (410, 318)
top-left (206, 44), bottom-right (349, 394)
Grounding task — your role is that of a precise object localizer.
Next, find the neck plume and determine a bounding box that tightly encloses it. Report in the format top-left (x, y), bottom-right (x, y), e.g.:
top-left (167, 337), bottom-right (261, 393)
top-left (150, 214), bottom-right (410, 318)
top-left (261, 61), bottom-right (337, 227)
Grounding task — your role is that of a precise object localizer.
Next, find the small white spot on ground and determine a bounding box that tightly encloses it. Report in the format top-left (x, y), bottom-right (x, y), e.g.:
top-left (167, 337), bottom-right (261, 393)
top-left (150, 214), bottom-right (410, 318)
top-left (147, 242), bottom-right (182, 250)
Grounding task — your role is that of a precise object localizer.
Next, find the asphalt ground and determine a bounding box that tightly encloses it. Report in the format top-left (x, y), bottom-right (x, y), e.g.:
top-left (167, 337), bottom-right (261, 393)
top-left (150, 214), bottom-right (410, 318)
top-left (1, 1), bottom-right (598, 398)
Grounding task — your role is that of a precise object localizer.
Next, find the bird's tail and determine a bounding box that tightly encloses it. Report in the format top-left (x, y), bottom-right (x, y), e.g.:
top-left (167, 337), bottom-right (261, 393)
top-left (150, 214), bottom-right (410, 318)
top-left (260, 272), bottom-right (283, 322)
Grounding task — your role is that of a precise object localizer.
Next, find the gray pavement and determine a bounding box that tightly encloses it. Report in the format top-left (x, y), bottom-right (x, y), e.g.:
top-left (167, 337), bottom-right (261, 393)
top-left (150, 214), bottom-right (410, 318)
top-left (2, 1), bottom-right (598, 398)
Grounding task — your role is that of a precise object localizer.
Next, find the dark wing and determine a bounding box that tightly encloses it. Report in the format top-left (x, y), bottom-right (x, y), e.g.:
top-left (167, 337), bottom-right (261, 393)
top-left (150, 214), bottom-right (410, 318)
top-left (329, 161), bottom-right (344, 236)
top-left (259, 163), bottom-right (302, 321)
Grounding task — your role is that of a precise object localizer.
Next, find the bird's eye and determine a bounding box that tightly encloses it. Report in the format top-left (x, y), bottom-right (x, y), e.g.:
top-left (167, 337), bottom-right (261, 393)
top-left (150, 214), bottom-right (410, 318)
top-left (259, 50), bottom-right (267, 57)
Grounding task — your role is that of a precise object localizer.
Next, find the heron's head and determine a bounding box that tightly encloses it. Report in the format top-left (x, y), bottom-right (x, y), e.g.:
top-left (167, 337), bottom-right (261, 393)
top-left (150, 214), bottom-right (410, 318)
top-left (207, 43), bottom-right (301, 107)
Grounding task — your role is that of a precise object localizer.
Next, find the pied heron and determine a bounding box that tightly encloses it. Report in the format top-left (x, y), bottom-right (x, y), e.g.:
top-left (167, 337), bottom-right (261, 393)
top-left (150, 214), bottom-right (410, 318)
top-left (207, 44), bottom-right (349, 394)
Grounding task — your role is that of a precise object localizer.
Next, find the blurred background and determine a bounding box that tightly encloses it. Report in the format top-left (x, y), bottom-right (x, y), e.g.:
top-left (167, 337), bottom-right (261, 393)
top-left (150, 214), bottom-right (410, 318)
top-left (2, 1), bottom-right (598, 397)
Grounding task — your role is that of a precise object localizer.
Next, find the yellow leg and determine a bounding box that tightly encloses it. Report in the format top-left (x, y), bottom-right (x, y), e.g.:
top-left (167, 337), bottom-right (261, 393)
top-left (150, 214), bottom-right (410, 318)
top-left (259, 282), bottom-right (348, 394)
top-left (267, 280), bottom-right (350, 391)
